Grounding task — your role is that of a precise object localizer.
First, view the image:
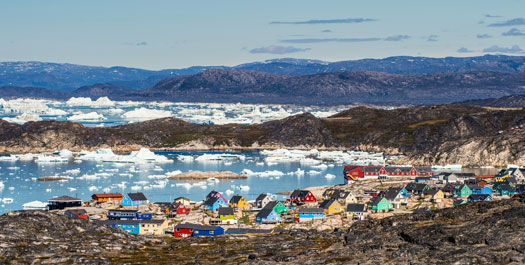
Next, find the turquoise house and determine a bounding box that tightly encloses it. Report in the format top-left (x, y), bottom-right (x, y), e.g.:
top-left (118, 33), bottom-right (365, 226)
top-left (453, 185), bottom-right (472, 197)
top-left (297, 208), bottom-right (325, 222)
top-left (370, 197), bottom-right (393, 212)
top-left (121, 193), bottom-right (148, 207)
top-left (202, 196), bottom-right (228, 211)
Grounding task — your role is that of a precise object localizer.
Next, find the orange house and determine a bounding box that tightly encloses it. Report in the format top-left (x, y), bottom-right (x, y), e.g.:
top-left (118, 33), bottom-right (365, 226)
top-left (92, 193), bottom-right (124, 203)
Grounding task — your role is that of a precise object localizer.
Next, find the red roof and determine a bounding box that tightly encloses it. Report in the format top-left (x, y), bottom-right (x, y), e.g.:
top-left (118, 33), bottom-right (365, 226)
top-left (475, 175), bottom-right (494, 179)
top-left (92, 193), bottom-right (123, 198)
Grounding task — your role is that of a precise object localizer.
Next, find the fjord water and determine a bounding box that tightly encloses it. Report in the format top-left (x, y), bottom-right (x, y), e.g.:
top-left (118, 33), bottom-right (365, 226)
top-left (0, 151), bottom-right (500, 214)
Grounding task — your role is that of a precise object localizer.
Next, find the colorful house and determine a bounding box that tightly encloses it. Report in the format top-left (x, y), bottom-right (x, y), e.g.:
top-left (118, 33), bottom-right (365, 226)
top-left (255, 193), bottom-right (272, 208)
top-left (422, 188), bottom-right (444, 202)
top-left (263, 201), bottom-right (288, 215)
top-left (218, 207), bottom-right (236, 222)
top-left (346, 204), bottom-right (368, 220)
top-left (256, 208), bottom-right (282, 224)
top-left (383, 187), bottom-right (408, 207)
top-left (370, 197), bottom-right (392, 212)
top-left (322, 189), bottom-right (357, 205)
top-left (47, 196), bottom-right (82, 210)
top-left (107, 209), bottom-right (137, 220)
top-left (91, 193), bottom-right (123, 203)
top-left (468, 184), bottom-right (492, 195)
top-left (174, 197), bottom-right (190, 206)
top-left (174, 224), bottom-right (225, 238)
top-left (454, 184), bottom-right (472, 197)
top-left (229, 195), bottom-right (248, 209)
top-left (96, 220), bottom-right (141, 234)
top-left (319, 199), bottom-right (342, 215)
top-left (139, 219), bottom-right (168, 235)
top-left (202, 196), bottom-right (228, 211)
top-left (136, 212), bottom-right (153, 220)
top-left (64, 209), bottom-right (88, 220)
top-left (453, 199), bottom-right (467, 207)
top-left (404, 183), bottom-right (430, 195)
top-left (297, 208), bottom-right (325, 222)
top-left (467, 194), bottom-right (492, 203)
top-left (121, 193), bottom-right (148, 207)
top-left (175, 204), bottom-right (191, 215)
top-left (290, 190), bottom-right (317, 204)
top-left (494, 183), bottom-right (516, 196)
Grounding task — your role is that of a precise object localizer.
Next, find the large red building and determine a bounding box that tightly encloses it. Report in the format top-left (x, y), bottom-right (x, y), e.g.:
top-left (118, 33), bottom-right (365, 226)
top-left (289, 189), bottom-right (317, 203)
top-left (344, 165), bottom-right (433, 182)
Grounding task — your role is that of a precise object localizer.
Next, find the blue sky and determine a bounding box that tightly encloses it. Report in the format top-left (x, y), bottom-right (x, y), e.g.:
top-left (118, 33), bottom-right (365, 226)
top-left (1, 0), bottom-right (524, 69)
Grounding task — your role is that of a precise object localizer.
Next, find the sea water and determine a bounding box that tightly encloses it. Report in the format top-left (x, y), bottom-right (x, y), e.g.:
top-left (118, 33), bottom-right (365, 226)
top-left (0, 150), bottom-right (500, 213)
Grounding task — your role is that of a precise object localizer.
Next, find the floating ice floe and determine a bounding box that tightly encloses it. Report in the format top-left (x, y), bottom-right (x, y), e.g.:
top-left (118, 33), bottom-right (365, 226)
top-left (67, 111), bottom-right (106, 121)
top-left (122, 107), bottom-right (172, 122)
top-left (308, 170), bottom-right (322, 175)
top-left (194, 153), bottom-right (245, 162)
top-left (310, 164), bottom-right (328, 170)
top-left (2, 113), bottom-right (42, 124)
top-left (1, 198), bottom-right (14, 204)
top-left (66, 97), bottom-right (93, 106)
top-left (131, 185), bottom-right (142, 191)
top-left (241, 169), bottom-right (284, 178)
top-left (88, 186), bottom-right (99, 191)
top-left (287, 168), bottom-right (305, 176)
top-left (68, 187), bottom-right (77, 192)
top-left (225, 189), bottom-right (234, 196)
top-left (176, 155), bottom-right (194, 162)
top-left (166, 170), bottom-right (182, 177)
top-left (102, 187), bottom-right (111, 193)
top-left (324, 174), bottom-right (336, 179)
top-left (58, 149), bottom-right (74, 158)
top-left (93, 97), bottom-right (115, 107)
top-left (0, 155), bottom-right (19, 161)
top-left (35, 154), bottom-right (69, 163)
top-left (0, 181), bottom-right (4, 191)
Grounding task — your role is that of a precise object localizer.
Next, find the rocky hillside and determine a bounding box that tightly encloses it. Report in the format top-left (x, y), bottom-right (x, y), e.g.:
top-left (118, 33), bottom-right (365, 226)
top-left (1, 194), bottom-right (524, 264)
top-left (138, 69), bottom-right (525, 105)
top-left (0, 211), bottom-right (146, 264)
top-left (456, 94), bottom-right (525, 107)
top-left (0, 104), bottom-right (523, 166)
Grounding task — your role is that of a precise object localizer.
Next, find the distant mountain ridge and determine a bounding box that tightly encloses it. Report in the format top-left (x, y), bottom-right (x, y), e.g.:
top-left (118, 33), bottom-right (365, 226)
top-left (1, 54), bottom-right (525, 91)
top-left (455, 94), bottom-right (525, 108)
top-left (1, 69), bottom-right (525, 105)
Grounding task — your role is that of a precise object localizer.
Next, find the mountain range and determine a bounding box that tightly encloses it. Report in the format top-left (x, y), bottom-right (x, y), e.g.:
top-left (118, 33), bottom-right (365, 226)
top-left (2, 55), bottom-right (525, 91)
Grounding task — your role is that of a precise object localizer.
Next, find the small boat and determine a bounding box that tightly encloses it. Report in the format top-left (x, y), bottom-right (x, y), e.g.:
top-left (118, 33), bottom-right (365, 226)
top-left (0, 155), bottom-right (19, 161)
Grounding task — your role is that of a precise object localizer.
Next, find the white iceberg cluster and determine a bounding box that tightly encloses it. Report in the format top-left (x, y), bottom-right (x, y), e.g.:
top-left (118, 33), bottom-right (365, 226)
top-left (122, 107), bottom-right (172, 122)
top-left (261, 149), bottom-right (384, 165)
top-left (241, 169), bottom-right (284, 178)
top-left (78, 148), bottom-right (172, 164)
top-left (67, 111), bottom-right (106, 121)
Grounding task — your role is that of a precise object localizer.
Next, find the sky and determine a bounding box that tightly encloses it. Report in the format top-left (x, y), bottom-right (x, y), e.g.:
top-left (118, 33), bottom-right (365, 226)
top-left (1, 0), bottom-right (524, 70)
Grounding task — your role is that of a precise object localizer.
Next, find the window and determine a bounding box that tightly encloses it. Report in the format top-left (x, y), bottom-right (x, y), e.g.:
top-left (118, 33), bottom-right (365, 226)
top-left (210, 231), bottom-right (214, 235)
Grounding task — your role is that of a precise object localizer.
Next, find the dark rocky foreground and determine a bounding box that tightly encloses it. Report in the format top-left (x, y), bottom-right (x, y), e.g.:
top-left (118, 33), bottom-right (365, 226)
top-left (1, 194), bottom-right (524, 264)
top-left (0, 104), bottom-right (523, 166)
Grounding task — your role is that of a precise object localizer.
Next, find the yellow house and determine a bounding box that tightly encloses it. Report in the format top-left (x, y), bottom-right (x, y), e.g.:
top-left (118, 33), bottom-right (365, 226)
top-left (139, 219), bottom-right (169, 235)
top-left (229, 195), bottom-right (248, 209)
top-left (319, 199), bottom-right (342, 215)
top-left (423, 189), bottom-right (444, 202)
top-left (174, 197), bottom-right (191, 206)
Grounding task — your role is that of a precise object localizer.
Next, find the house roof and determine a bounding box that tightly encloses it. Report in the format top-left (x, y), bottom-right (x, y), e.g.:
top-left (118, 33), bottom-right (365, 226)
top-left (346, 204), bottom-right (367, 213)
top-left (422, 188), bottom-right (441, 196)
top-left (370, 196), bottom-right (386, 206)
top-left (229, 195), bottom-right (244, 204)
top-left (363, 166), bottom-right (383, 173)
top-left (175, 224), bottom-right (220, 231)
top-left (256, 208), bottom-right (275, 219)
top-left (203, 196), bottom-right (219, 206)
top-left (405, 183), bottom-right (428, 192)
top-left (65, 209), bottom-right (87, 215)
top-left (263, 201), bottom-right (279, 209)
top-left (319, 199), bottom-right (337, 209)
top-left (414, 166), bottom-right (432, 173)
top-left (92, 193), bottom-right (123, 198)
top-left (127, 193), bottom-right (147, 201)
top-left (468, 194), bottom-right (491, 201)
top-left (218, 207), bottom-right (234, 216)
top-left (256, 193), bottom-right (269, 201)
top-left (384, 187), bottom-right (402, 200)
top-left (385, 166), bottom-right (413, 173)
top-left (108, 209), bottom-right (138, 213)
top-left (49, 196), bottom-right (82, 202)
top-left (298, 208), bottom-right (324, 214)
top-left (174, 197), bottom-right (189, 201)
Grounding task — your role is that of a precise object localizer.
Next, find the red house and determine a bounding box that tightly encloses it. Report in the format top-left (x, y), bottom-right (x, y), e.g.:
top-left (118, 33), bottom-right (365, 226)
top-left (64, 209), bottom-right (88, 220)
top-left (290, 189), bottom-right (317, 203)
top-left (175, 204), bottom-right (190, 215)
top-left (344, 165), bottom-right (434, 182)
top-left (174, 224), bottom-right (196, 238)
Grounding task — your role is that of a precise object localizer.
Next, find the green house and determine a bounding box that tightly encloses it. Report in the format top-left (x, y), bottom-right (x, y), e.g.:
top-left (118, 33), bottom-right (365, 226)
top-left (370, 197), bottom-right (392, 212)
top-left (218, 207), bottom-right (235, 221)
top-left (495, 184), bottom-right (516, 196)
top-left (263, 201), bottom-right (288, 215)
top-left (454, 184), bottom-right (472, 197)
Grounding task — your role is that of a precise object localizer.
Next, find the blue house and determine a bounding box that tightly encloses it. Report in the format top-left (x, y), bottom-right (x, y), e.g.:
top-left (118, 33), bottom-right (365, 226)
top-left (399, 187), bottom-right (411, 197)
top-left (107, 209), bottom-right (137, 220)
top-left (202, 196), bottom-right (228, 211)
top-left (298, 208), bottom-right (325, 222)
top-left (96, 220), bottom-right (141, 234)
top-left (468, 185), bottom-right (492, 195)
top-left (193, 225), bottom-right (225, 237)
top-left (121, 193), bottom-right (148, 207)
top-left (136, 212), bottom-right (153, 220)
top-left (255, 208), bottom-right (282, 224)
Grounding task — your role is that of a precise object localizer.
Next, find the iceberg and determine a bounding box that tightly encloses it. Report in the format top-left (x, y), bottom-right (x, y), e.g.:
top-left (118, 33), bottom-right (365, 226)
top-left (88, 186), bottom-right (99, 191)
top-left (324, 174), bottom-right (336, 179)
top-left (241, 169), bottom-right (284, 178)
top-left (93, 97), bottom-right (115, 107)
top-left (67, 111), bottom-right (106, 121)
top-left (122, 107), bottom-right (172, 121)
top-left (2, 113), bottom-right (42, 124)
top-left (66, 97), bottom-right (93, 106)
